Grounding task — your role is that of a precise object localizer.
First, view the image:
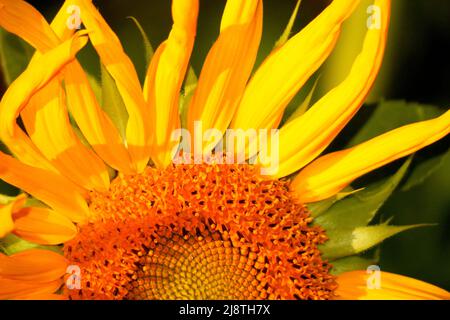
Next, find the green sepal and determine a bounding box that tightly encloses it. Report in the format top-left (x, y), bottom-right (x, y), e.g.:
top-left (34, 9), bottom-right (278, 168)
top-left (86, 71), bottom-right (102, 102)
top-left (179, 66), bottom-right (198, 129)
top-left (320, 224), bottom-right (429, 261)
top-left (307, 187), bottom-right (360, 218)
top-left (0, 234), bottom-right (62, 256)
top-left (330, 255), bottom-right (377, 275)
top-left (101, 64), bottom-right (129, 141)
top-left (24, 197), bottom-right (48, 209)
top-left (314, 157), bottom-right (411, 229)
top-left (68, 112), bottom-right (92, 148)
top-left (127, 16), bottom-right (154, 67)
top-left (0, 28), bottom-right (33, 85)
top-left (2, 192), bottom-right (53, 209)
top-left (285, 76), bottom-right (320, 123)
top-left (273, 0), bottom-right (302, 50)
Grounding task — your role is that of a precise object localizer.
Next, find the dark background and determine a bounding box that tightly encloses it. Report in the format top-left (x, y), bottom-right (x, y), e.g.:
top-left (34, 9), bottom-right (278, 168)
top-left (1, 0), bottom-right (449, 290)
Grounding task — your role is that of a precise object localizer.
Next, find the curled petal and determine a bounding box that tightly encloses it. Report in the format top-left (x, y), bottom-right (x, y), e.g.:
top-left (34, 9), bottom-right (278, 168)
top-left (0, 33), bottom-right (88, 174)
top-left (74, 0), bottom-right (150, 172)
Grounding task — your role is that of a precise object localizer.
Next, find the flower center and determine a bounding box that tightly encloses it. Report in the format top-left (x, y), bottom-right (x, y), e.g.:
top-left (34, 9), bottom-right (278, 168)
top-left (63, 162), bottom-right (336, 300)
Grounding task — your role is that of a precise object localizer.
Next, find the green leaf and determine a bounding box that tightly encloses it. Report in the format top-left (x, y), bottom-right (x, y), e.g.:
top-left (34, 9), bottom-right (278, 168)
top-left (314, 157), bottom-right (412, 230)
top-left (330, 255), bottom-right (376, 275)
top-left (273, 0), bottom-right (302, 50)
top-left (127, 16), bottom-right (154, 67)
top-left (179, 66), bottom-right (198, 129)
top-left (320, 224), bottom-right (428, 260)
top-left (101, 64), bottom-right (129, 141)
top-left (0, 28), bottom-right (33, 85)
top-left (0, 234), bottom-right (62, 256)
top-left (401, 148), bottom-right (450, 191)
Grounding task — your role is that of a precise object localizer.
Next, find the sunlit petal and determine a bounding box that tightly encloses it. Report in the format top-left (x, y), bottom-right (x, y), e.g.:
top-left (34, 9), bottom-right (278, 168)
top-left (336, 270), bottom-right (450, 300)
top-left (231, 0), bottom-right (360, 132)
top-left (274, 0), bottom-right (390, 178)
top-left (74, 0), bottom-right (150, 172)
top-left (187, 0), bottom-right (262, 153)
top-left (292, 110), bottom-right (450, 202)
top-left (144, 0), bottom-right (199, 168)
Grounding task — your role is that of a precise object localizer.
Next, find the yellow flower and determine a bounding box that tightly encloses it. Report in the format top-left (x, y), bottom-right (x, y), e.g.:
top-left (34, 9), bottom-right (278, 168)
top-left (0, 0), bottom-right (449, 300)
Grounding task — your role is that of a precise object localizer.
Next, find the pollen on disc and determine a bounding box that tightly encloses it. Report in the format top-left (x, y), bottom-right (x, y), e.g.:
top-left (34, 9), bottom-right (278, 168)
top-left (63, 161), bottom-right (337, 300)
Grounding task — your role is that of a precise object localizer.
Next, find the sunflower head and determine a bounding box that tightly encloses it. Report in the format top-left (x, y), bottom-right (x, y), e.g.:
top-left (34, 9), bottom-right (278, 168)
top-left (0, 0), bottom-right (449, 300)
top-left (64, 161), bottom-right (335, 300)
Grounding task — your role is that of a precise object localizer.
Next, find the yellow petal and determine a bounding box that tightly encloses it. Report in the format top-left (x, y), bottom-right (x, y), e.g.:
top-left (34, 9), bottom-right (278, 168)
top-left (0, 195), bottom-right (26, 238)
top-left (52, 1), bottom-right (135, 173)
top-left (49, 0), bottom-right (78, 41)
top-left (0, 3), bottom-right (83, 173)
top-left (21, 79), bottom-right (110, 191)
top-left (0, 249), bottom-right (67, 282)
top-left (74, 0), bottom-right (150, 172)
top-left (187, 0), bottom-right (262, 153)
top-left (0, 32), bottom-right (88, 172)
top-left (0, 203), bottom-right (15, 239)
top-left (231, 0), bottom-right (360, 132)
top-left (274, 0), bottom-right (390, 178)
top-left (336, 271), bottom-right (450, 300)
top-left (4, 34), bottom-right (109, 190)
top-left (1, 0), bottom-right (124, 187)
top-left (0, 278), bottom-right (62, 300)
top-left (0, 128), bottom-right (59, 173)
top-left (292, 110), bottom-right (450, 203)
top-left (144, 0), bottom-right (199, 168)
top-left (13, 207), bottom-right (78, 245)
top-left (0, 152), bottom-right (89, 223)
top-left (63, 63), bottom-right (134, 174)
top-left (0, 0), bottom-right (59, 51)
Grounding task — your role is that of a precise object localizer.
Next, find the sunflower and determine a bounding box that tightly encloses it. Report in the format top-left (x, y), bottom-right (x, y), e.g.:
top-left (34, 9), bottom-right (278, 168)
top-left (0, 0), bottom-right (449, 300)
